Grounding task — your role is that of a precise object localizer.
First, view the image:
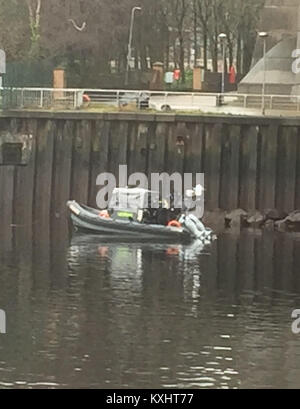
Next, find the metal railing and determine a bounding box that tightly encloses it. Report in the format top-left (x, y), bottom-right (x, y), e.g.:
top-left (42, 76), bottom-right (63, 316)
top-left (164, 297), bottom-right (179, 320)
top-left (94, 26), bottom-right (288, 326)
top-left (0, 88), bottom-right (81, 110)
top-left (1, 87), bottom-right (300, 113)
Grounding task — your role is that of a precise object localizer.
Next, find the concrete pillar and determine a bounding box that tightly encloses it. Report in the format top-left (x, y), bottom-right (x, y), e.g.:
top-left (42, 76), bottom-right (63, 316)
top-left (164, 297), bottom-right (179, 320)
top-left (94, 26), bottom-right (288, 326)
top-left (193, 67), bottom-right (203, 91)
top-left (53, 68), bottom-right (66, 100)
top-left (149, 62), bottom-right (164, 91)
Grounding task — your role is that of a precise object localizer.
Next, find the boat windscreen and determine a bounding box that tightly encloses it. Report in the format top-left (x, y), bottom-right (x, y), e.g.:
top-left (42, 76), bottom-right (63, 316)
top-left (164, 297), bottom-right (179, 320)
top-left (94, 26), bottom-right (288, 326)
top-left (109, 189), bottom-right (149, 211)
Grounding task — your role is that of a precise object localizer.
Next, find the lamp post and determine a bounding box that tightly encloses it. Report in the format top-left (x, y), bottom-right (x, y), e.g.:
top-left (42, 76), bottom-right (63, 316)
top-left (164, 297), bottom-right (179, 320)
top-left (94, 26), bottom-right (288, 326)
top-left (125, 6), bottom-right (142, 87)
top-left (259, 31), bottom-right (268, 115)
top-left (218, 33), bottom-right (227, 96)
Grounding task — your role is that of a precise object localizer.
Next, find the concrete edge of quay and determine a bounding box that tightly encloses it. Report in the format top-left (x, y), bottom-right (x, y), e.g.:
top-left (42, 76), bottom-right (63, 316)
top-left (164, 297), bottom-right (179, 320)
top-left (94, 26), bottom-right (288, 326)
top-left (2, 108), bottom-right (300, 126)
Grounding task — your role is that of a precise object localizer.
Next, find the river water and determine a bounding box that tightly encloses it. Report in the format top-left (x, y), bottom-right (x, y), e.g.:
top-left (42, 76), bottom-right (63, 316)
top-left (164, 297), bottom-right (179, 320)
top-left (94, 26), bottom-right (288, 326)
top-left (0, 228), bottom-right (300, 389)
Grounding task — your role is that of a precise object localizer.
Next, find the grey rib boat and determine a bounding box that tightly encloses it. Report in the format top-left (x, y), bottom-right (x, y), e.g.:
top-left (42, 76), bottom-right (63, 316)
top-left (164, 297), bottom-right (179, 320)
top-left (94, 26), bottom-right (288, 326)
top-left (67, 200), bottom-right (193, 242)
top-left (67, 187), bottom-right (215, 244)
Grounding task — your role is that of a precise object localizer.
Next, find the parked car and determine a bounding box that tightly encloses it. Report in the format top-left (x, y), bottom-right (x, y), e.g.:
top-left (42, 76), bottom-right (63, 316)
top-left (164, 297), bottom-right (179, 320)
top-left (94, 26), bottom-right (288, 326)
top-left (119, 92), bottom-right (150, 109)
top-left (82, 90), bottom-right (150, 109)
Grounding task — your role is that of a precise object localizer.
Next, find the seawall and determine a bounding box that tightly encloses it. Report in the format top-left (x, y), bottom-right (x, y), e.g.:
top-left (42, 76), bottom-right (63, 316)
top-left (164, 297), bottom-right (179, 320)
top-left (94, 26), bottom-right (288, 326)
top-left (0, 111), bottom-right (299, 236)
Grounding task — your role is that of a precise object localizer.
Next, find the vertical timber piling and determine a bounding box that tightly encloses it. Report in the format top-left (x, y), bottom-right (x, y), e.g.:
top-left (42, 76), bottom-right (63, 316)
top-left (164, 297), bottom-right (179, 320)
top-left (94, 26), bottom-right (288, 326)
top-left (0, 112), bottom-right (299, 234)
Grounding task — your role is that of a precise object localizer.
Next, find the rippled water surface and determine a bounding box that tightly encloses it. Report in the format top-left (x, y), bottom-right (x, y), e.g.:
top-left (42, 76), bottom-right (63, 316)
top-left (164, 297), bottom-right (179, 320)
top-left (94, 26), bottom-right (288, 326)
top-left (1, 228), bottom-right (300, 389)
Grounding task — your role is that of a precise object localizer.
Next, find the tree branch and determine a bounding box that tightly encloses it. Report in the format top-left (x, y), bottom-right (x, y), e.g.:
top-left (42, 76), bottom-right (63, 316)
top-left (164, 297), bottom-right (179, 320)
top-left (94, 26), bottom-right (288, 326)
top-left (69, 19), bottom-right (87, 32)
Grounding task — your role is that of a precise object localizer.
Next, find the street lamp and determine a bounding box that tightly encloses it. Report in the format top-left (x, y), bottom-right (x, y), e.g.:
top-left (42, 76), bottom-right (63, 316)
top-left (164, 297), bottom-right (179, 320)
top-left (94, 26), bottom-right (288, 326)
top-left (218, 33), bottom-right (227, 96)
top-left (259, 31), bottom-right (268, 115)
top-left (125, 6), bottom-right (142, 86)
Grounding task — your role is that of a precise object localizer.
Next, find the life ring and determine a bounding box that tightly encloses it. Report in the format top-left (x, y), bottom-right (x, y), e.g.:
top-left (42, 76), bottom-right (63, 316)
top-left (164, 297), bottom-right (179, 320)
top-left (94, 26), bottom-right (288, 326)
top-left (166, 247), bottom-right (180, 256)
top-left (99, 210), bottom-right (110, 219)
top-left (168, 220), bottom-right (182, 228)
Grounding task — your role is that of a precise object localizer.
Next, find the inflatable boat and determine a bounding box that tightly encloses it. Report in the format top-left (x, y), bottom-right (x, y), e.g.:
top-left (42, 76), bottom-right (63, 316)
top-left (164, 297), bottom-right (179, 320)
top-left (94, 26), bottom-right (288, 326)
top-left (67, 188), bottom-right (215, 244)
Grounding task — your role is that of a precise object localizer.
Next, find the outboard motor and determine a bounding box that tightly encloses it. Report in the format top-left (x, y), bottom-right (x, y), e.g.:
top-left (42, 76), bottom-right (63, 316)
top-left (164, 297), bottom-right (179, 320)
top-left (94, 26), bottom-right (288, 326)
top-left (180, 186), bottom-right (215, 242)
top-left (179, 213), bottom-right (213, 241)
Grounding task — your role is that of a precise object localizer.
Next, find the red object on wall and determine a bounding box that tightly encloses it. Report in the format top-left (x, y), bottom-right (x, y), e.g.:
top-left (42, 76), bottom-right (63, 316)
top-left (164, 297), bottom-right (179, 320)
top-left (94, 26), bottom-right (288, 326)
top-left (229, 65), bottom-right (236, 84)
top-left (173, 69), bottom-right (181, 81)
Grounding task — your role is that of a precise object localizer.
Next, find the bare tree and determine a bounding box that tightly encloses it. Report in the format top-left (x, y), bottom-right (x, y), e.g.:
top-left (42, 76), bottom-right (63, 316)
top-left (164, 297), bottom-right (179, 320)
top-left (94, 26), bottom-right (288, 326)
top-left (192, 0), bottom-right (198, 64)
top-left (197, 0), bottom-right (212, 70)
top-left (166, 0), bottom-right (189, 82)
top-left (0, 0), bottom-right (28, 60)
top-left (25, 0), bottom-right (42, 57)
top-left (0, 0), bottom-right (265, 87)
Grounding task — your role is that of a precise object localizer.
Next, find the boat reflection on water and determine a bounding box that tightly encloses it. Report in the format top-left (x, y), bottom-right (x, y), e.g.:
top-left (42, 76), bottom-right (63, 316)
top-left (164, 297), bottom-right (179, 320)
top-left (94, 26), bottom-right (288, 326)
top-left (2, 227), bottom-right (300, 388)
top-left (68, 234), bottom-right (212, 269)
top-left (68, 234), bottom-right (212, 306)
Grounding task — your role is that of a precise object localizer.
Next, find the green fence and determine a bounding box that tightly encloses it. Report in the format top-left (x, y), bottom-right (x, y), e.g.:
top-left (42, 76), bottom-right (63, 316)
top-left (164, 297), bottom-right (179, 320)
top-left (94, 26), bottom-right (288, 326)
top-left (3, 61), bottom-right (54, 88)
top-left (1, 88), bottom-right (27, 110)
